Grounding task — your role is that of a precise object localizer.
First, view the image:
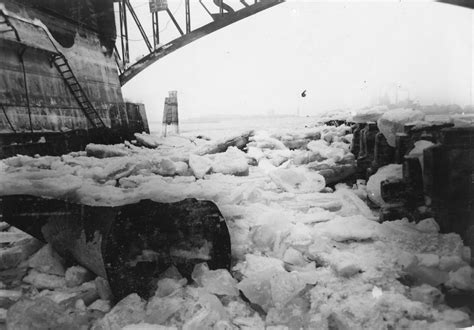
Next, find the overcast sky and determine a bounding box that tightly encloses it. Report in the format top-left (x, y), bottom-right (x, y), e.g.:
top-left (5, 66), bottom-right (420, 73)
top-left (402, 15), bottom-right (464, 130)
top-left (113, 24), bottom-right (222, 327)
top-left (120, 0), bottom-right (473, 121)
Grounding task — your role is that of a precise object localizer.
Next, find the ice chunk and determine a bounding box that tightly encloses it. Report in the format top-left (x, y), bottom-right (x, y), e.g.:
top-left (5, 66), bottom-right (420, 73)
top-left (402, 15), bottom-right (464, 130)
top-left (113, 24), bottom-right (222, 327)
top-left (396, 251), bottom-right (417, 269)
top-left (23, 269), bottom-right (65, 289)
top-left (440, 309), bottom-right (470, 325)
top-left (146, 287), bottom-right (227, 327)
top-left (439, 256), bottom-right (465, 272)
top-left (372, 286), bottom-right (383, 299)
top-left (237, 269), bottom-right (274, 312)
top-left (270, 271), bottom-right (307, 309)
top-left (181, 305), bottom-right (223, 330)
top-left (220, 183), bottom-right (263, 205)
top-left (0, 290), bottom-right (21, 309)
top-left (258, 158), bottom-right (277, 173)
top-left (188, 154), bottom-right (212, 179)
top-left (232, 314), bottom-right (265, 329)
top-left (250, 131), bottom-right (287, 150)
top-left (307, 140), bottom-right (344, 162)
top-left (194, 130), bottom-right (252, 155)
top-left (75, 181), bottom-right (138, 207)
top-left (85, 143), bottom-right (129, 158)
top-left (377, 108), bottom-right (425, 147)
top-left (330, 141), bottom-right (350, 153)
top-left (88, 299), bottom-right (111, 313)
top-left (445, 266), bottom-right (474, 290)
top-left (27, 244), bottom-right (65, 276)
top-left (293, 151), bottom-right (323, 165)
top-left (134, 133), bottom-right (160, 148)
top-left (191, 263), bottom-right (238, 296)
top-left (236, 254), bottom-right (285, 278)
top-left (372, 292), bottom-right (435, 325)
top-left (269, 167), bottom-right (325, 193)
top-left (366, 164), bottom-right (403, 207)
top-left (404, 263), bottom-right (448, 287)
top-left (0, 172), bottom-right (83, 198)
top-left (154, 158), bottom-right (176, 176)
top-left (174, 161), bottom-right (189, 176)
top-left (74, 299), bottom-right (86, 311)
top-left (158, 135), bottom-right (194, 148)
top-left (334, 186), bottom-right (375, 220)
top-left (287, 193), bottom-right (342, 212)
top-left (95, 277), bottom-right (113, 301)
top-left (0, 237), bottom-right (42, 270)
top-left (283, 247), bottom-right (307, 267)
top-left (7, 297), bottom-right (86, 329)
top-left (327, 251), bottom-right (362, 277)
top-left (211, 147), bottom-right (249, 176)
top-left (269, 154), bottom-right (290, 167)
top-left (315, 164), bottom-right (356, 185)
top-left (92, 293), bottom-right (146, 330)
top-left (352, 105), bottom-right (388, 123)
top-left (155, 278), bottom-right (187, 298)
top-left (235, 255), bottom-right (288, 311)
top-left (307, 237), bottom-right (333, 264)
top-left (192, 288), bottom-right (228, 319)
top-left (295, 208), bottom-right (335, 224)
top-left (249, 210), bottom-right (295, 253)
top-left (238, 267), bottom-right (311, 313)
top-left (36, 288), bottom-right (85, 305)
top-left (122, 323), bottom-right (177, 330)
top-left (65, 265), bottom-right (93, 288)
top-left (415, 254), bottom-right (439, 268)
top-left (416, 218), bottom-right (440, 233)
top-left (410, 284), bottom-right (443, 305)
top-left (145, 292), bottom-right (185, 325)
top-left (314, 215), bottom-right (379, 242)
top-left (408, 140), bottom-right (434, 172)
top-left (98, 158), bottom-right (139, 181)
top-left (285, 223), bottom-right (313, 248)
top-left (335, 259), bottom-right (361, 277)
top-left (247, 146), bottom-right (265, 162)
top-left (224, 299), bottom-right (253, 320)
top-left (296, 267), bottom-right (319, 285)
top-left (250, 223), bottom-right (282, 253)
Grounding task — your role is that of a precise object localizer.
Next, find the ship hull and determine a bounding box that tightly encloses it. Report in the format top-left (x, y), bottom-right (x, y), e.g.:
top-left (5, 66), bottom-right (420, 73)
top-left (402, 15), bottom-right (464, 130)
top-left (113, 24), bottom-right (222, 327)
top-left (0, 0), bottom-right (148, 157)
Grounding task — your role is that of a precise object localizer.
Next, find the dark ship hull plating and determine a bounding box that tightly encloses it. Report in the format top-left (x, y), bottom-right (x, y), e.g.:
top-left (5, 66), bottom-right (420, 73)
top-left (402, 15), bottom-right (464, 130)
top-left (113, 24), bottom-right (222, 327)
top-left (0, 0), bottom-right (148, 158)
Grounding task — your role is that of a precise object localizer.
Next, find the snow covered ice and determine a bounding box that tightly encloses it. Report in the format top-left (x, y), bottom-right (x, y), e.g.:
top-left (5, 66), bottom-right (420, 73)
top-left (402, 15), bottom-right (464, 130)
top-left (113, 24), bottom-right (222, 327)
top-left (377, 108), bottom-right (425, 147)
top-left (0, 121), bottom-right (473, 329)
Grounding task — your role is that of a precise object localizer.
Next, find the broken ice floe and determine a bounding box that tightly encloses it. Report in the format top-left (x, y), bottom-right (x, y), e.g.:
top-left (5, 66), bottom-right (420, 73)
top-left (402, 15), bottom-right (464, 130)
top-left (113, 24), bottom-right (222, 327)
top-left (1, 124), bottom-right (473, 329)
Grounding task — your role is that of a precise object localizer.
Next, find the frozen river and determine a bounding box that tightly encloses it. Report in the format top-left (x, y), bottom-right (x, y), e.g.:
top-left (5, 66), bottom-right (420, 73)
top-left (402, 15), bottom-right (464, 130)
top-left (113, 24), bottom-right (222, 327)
top-left (1, 114), bottom-right (473, 329)
top-left (149, 115), bottom-right (325, 139)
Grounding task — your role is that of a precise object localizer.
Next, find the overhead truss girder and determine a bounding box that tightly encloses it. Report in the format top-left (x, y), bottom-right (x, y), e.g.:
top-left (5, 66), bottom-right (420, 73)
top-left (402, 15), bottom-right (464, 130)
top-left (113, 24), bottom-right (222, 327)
top-left (118, 0), bottom-right (284, 86)
top-left (116, 0), bottom-right (470, 86)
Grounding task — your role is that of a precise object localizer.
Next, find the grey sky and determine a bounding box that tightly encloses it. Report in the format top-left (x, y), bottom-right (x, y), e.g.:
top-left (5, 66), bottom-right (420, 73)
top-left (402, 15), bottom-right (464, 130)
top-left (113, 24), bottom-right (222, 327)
top-left (121, 0), bottom-right (473, 121)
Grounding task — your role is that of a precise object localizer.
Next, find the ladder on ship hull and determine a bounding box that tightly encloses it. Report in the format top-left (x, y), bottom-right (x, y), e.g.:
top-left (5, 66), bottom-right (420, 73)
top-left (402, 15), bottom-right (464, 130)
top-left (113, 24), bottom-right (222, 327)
top-left (0, 9), bottom-right (106, 129)
top-left (51, 54), bottom-right (106, 128)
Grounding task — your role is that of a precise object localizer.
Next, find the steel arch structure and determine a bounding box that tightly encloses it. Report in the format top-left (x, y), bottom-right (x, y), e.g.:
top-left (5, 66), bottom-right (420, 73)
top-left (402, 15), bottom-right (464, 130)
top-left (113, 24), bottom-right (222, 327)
top-left (116, 0), bottom-right (284, 86)
top-left (115, 0), bottom-right (471, 86)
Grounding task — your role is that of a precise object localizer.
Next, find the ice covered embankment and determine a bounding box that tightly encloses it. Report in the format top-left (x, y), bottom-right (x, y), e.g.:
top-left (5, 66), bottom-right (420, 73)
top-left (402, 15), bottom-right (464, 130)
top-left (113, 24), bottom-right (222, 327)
top-left (0, 124), bottom-right (473, 329)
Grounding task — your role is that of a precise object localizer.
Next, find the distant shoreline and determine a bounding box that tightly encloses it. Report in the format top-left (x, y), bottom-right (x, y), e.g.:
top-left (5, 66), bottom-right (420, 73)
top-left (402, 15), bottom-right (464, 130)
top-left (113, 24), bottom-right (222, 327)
top-left (150, 114), bottom-right (317, 124)
top-left (148, 104), bottom-right (474, 125)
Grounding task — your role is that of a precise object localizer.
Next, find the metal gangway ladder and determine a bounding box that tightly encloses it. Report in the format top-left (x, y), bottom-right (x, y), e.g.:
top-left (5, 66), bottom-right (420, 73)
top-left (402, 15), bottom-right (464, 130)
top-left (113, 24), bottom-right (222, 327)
top-left (0, 9), bottom-right (106, 129)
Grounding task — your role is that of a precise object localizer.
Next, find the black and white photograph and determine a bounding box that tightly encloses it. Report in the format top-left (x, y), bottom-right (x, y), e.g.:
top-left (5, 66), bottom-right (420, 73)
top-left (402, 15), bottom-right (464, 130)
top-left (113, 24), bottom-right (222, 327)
top-left (0, 0), bottom-right (473, 329)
